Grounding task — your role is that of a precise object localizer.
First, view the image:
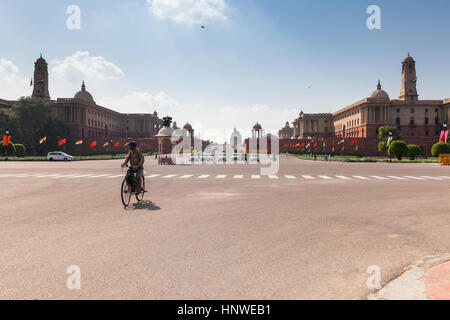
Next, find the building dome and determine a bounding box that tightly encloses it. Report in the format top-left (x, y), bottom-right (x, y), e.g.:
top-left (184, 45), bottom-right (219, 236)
top-left (156, 126), bottom-right (174, 137)
top-left (74, 81), bottom-right (95, 104)
top-left (253, 122), bottom-right (262, 131)
top-left (370, 80), bottom-right (390, 101)
top-left (403, 54), bottom-right (415, 63)
top-left (36, 54), bottom-right (47, 64)
top-left (183, 123), bottom-right (193, 131)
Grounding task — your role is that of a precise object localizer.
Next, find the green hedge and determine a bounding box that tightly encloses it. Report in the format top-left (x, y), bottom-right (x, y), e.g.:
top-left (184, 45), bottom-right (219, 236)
top-left (407, 144), bottom-right (422, 159)
top-left (388, 141), bottom-right (408, 160)
top-left (14, 144), bottom-right (27, 157)
top-left (0, 142), bottom-right (16, 156)
top-left (431, 142), bottom-right (450, 157)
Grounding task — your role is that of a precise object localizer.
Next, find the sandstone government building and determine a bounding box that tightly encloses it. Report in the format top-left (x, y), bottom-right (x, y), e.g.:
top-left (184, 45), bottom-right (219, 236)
top-left (0, 55), bottom-right (197, 153)
top-left (278, 54), bottom-right (450, 156)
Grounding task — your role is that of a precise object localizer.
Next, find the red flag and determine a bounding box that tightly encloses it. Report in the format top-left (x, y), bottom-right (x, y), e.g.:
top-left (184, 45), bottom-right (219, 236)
top-left (58, 138), bottom-right (66, 146)
top-left (2, 136), bottom-right (7, 146)
top-left (440, 131), bottom-right (446, 142)
top-left (300, 143), bottom-right (305, 148)
top-left (333, 141), bottom-right (337, 147)
top-left (114, 142), bottom-right (119, 147)
top-left (91, 141), bottom-right (97, 147)
top-left (313, 143), bottom-right (318, 148)
top-left (6, 136), bottom-right (11, 144)
top-left (351, 138), bottom-right (359, 145)
top-left (445, 130), bottom-right (449, 143)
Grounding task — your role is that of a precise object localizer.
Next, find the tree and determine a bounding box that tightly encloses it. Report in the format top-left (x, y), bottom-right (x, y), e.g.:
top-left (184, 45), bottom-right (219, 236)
top-left (407, 144), bottom-right (422, 160)
top-left (388, 141), bottom-right (408, 160)
top-left (9, 97), bottom-right (69, 156)
top-left (377, 126), bottom-right (402, 142)
top-left (431, 142), bottom-right (450, 157)
top-left (378, 141), bottom-right (387, 152)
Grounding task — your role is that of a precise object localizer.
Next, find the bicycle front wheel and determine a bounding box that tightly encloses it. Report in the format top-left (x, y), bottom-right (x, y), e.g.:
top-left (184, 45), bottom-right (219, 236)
top-left (121, 179), bottom-right (132, 207)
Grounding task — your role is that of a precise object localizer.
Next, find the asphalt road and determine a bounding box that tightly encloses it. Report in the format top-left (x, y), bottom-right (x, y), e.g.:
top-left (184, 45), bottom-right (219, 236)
top-left (0, 157), bottom-right (449, 300)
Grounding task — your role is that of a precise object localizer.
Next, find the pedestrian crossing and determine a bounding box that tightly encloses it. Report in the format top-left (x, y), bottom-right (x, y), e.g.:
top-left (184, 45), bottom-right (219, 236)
top-left (0, 173), bottom-right (448, 182)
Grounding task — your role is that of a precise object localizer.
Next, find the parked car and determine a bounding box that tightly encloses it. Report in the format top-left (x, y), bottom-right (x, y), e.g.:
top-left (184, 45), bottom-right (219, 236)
top-left (201, 153), bottom-right (214, 161)
top-left (249, 154), bottom-right (260, 163)
top-left (47, 151), bottom-right (73, 161)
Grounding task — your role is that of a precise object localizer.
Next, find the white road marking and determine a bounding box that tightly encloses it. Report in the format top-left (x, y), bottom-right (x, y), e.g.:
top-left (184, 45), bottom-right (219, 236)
top-left (421, 176), bottom-right (444, 180)
top-left (437, 176), bottom-right (450, 179)
top-left (319, 175), bottom-right (333, 180)
top-left (87, 174), bottom-right (111, 178)
top-left (285, 175), bottom-right (296, 179)
top-left (302, 175), bottom-right (314, 180)
top-left (353, 176), bottom-right (370, 180)
top-left (162, 175), bottom-right (176, 179)
top-left (269, 175), bottom-right (279, 179)
top-left (387, 176), bottom-right (407, 180)
top-left (234, 175), bottom-right (243, 179)
top-left (369, 176), bottom-right (389, 180)
top-left (336, 175), bottom-right (351, 180)
top-left (146, 174), bottom-right (161, 179)
top-left (404, 176), bottom-right (425, 180)
top-left (107, 175), bottom-right (125, 179)
top-left (67, 174), bottom-right (95, 179)
top-left (251, 175), bottom-right (261, 179)
top-left (198, 175), bottom-right (210, 179)
top-left (180, 175), bottom-right (193, 179)
top-left (216, 175), bottom-right (226, 179)
top-left (35, 174), bottom-right (64, 178)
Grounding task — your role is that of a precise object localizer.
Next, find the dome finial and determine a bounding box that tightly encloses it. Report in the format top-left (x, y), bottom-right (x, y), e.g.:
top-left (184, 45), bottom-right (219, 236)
top-left (377, 80), bottom-right (382, 90)
top-left (81, 81), bottom-right (86, 91)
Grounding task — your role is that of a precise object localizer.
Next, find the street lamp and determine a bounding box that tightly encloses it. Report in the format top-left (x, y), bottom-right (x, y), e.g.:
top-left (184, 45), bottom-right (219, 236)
top-left (388, 131), bottom-right (393, 163)
top-left (4, 130), bottom-right (10, 161)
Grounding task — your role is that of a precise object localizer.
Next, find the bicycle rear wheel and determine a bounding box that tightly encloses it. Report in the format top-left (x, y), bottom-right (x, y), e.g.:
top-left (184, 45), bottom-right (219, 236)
top-left (121, 179), bottom-right (132, 207)
top-left (136, 176), bottom-right (145, 202)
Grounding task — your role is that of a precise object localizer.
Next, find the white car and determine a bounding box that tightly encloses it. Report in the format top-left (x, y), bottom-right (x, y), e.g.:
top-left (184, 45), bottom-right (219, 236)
top-left (47, 151), bottom-right (73, 161)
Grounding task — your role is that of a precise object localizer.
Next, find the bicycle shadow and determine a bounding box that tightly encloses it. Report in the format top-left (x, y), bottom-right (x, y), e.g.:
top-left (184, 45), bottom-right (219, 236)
top-left (130, 200), bottom-right (161, 212)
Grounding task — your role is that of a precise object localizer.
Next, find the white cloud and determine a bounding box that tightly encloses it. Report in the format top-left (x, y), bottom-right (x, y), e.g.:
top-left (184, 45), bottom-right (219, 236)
top-left (147, 0), bottom-right (227, 24)
top-left (52, 51), bottom-right (124, 83)
top-left (0, 58), bottom-right (30, 100)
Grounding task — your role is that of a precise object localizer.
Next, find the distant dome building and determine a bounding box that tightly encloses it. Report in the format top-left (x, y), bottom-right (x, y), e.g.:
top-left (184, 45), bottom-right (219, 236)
top-left (369, 80), bottom-right (390, 101)
top-left (74, 81), bottom-right (95, 105)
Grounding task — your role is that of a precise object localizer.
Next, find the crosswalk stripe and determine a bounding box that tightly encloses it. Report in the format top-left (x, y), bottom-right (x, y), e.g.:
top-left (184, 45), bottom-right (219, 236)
top-left (369, 176), bottom-right (389, 180)
top-left (404, 176), bottom-right (425, 180)
top-left (180, 175), bottom-right (193, 179)
top-left (198, 175), bottom-right (210, 179)
top-left (421, 176), bottom-right (444, 180)
top-left (107, 175), bottom-right (125, 179)
top-left (353, 176), bottom-right (370, 180)
top-left (216, 175), bottom-right (226, 179)
top-left (234, 175), bottom-right (243, 179)
top-left (269, 175), bottom-right (279, 179)
top-left (319, 175), bottom-right (332, 180)
top-left (35, 174), bottom-right (64, 178)
top-left (387, 176), bottom-right (407, 180)
top-left (67, 174), bottom-right (95, 179)
top-left (285, 175), bottom-right (296, 179)
top-left (302, 175), bottom-right (314, 180)
top-left (146, 174), bottom-right (161, 179)
top-left (87, 174), bottom-right (111, 178)
top-left (251, 175), bottom-right (261, 179)
top-left (437, 176), bottom-right (450, 179)
top-left (162, 175), bottom-right (177, 179)
top-left (336, 175), bottom-right (351, 180)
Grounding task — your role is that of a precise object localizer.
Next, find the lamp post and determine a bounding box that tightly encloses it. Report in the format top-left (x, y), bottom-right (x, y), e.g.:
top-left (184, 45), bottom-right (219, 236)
top-left (4, 130), bottom-right (10, 161)
top-left (388, 131), bottom-right (393, 163)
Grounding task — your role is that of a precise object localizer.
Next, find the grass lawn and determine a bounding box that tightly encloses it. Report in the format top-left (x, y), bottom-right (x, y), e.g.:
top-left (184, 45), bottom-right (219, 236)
top-left (287, 153), bottom-right (439, 163)
top-left (0, 154), bottom-right (129, 161)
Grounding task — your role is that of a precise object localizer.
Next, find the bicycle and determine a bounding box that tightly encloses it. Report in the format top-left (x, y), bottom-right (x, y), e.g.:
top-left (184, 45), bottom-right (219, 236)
top-left (121, 165), bottom-right (146, 208)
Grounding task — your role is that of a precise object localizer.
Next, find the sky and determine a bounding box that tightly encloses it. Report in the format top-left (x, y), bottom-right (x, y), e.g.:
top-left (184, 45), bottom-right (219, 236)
top-left (1, 0), bottom-right (450, 142)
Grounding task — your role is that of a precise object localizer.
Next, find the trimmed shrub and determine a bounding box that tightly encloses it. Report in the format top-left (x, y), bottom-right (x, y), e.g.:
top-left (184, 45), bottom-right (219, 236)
top-left (388, 141), bottom-right (408, 160)
top-left (0, 142), bottom-right (16, 156)
top-left (378, 141), bottom-right (387, 152)
top-left (14, 144), bottom-right (27, 157)
top-left (431, 142), bottom-right (450, 157)
top-left (407, 144), bottom-right (422, 160)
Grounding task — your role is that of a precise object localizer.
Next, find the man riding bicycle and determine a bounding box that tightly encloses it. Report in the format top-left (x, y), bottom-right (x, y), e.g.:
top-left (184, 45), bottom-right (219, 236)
top-left (121, 141), bottom-right (146, 194)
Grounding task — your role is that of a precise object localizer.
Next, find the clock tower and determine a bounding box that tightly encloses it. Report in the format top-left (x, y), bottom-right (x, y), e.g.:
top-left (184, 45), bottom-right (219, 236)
top-left (399, 53), bottom-right (419, 101)
top-left (32, 54), bottom-right (50, 100)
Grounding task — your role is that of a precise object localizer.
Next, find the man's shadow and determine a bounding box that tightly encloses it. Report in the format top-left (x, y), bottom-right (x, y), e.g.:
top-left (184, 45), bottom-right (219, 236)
top-left (130, 200), bottom-right (161, 211)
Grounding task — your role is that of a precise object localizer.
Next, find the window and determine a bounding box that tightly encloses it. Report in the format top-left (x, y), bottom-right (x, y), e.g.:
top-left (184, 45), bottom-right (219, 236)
top-left (426, 131), bottom-right (429, 136)
top-left (425, 117), bottom-right (429, 125)
top-left (410, 117), bottom-right (415, 125)
top-left (410, 108), bottom-right (415, 114)
top-left (396, 118), bottom-right (400, 125)
top-left (397, 109), bottom-right (400, 113)
top-left (435, 117), bottom-right (439, 125)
